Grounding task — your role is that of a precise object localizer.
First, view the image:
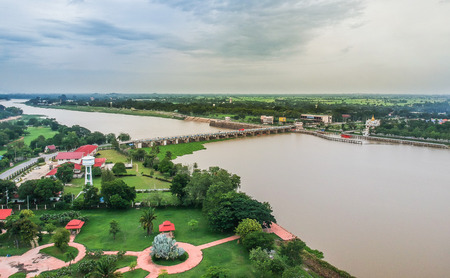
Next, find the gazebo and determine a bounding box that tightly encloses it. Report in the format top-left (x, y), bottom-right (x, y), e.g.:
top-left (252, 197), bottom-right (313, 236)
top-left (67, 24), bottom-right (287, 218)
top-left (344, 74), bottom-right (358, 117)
top-left (159, 220), bottom-right (175, 237)
top-left (65, 219), bottom-right (85, 234)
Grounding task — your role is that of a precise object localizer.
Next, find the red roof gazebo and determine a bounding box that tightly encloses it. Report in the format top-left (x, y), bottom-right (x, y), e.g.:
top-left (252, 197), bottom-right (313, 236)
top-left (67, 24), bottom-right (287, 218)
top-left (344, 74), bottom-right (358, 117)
top-left (0, 209), bottom-right (12, 221)
top-left (159, 221), bottom-right (175, 235)
top-left (65, 219), bottom-right (85, 234)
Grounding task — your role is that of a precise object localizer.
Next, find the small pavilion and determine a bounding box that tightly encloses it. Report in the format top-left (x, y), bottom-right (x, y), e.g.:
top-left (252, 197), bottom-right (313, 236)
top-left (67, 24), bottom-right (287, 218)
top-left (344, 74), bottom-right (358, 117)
top-left (65, 219), bottom-right (85, 234)
top-left (159, 220), bottom-right (175, 237)
top-left (0, 209), bottom-right (12, 222)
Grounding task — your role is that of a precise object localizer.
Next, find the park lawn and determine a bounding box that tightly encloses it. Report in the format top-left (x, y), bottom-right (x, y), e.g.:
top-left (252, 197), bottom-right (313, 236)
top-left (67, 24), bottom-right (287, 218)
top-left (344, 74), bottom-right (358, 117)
top-left (142, 141), bottom-right (206, 161)
top-left (96, 149), bottom-right (129, 164)
top-left (122, 268), bottom-right (149, 278)
top-left (40, 246), bottom-right (79, 262)
top-left (134, 192), bottom-right (177, 204)
top-left (74, 208), bottom-right (231, 251)
top-left (170, 240), bottom-right (256, 278)
top-left (115, 255), bottom-right (137, 268)
top-left (23, 126), bottom-right (58, 145)
top-left (0, 234), bottom-right (51, 256)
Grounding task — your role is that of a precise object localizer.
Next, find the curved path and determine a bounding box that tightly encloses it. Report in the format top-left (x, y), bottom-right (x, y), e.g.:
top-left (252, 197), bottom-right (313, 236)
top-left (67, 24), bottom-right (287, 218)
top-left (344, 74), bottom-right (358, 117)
top-left (0, 239), bottom-right (86, 278)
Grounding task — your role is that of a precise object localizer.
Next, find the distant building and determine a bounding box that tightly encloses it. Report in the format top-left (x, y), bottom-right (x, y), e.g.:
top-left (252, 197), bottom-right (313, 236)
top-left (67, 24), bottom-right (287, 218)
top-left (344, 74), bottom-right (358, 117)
top-left (55, 152), bottom-right (83, 165)
top-left (74, 145), bottom-right (98, 157)
top-left (261, 115), bottom-right (274, 124)
top-left (295, 122), bottom-right (304, 130)
top-left (300, 114), bottom-right (332, 124)
top-left (45, 145), bottom-right (57, 153)
top-left (366, 115), bottom-right (380, 128)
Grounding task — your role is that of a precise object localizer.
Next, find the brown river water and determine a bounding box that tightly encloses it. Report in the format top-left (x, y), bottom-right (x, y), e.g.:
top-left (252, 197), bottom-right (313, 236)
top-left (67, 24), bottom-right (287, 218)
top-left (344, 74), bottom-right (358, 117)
top-left (2, 99), bottom-right (450, 277)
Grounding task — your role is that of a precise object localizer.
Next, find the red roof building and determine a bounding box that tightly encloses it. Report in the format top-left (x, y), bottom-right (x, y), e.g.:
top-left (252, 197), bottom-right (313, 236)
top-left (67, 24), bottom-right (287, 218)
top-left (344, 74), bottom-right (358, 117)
top-left (94, 158), bottom-right (106, 168)
top-left (74, 145), bottom-right (98, 156)
top-left (65, 219), bottom-right (85, 234)
top-left (0, 209), bottom-right (13, 221)
top-left (159, 220), bottom-right (175, 232)
top-left (56, 152), bottom-right (84, 160)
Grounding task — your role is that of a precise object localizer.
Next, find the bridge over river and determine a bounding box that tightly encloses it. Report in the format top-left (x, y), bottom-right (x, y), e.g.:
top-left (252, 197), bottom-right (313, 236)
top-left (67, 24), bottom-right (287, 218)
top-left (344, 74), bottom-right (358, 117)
top-left (122, 125), bottom-right (294, 148)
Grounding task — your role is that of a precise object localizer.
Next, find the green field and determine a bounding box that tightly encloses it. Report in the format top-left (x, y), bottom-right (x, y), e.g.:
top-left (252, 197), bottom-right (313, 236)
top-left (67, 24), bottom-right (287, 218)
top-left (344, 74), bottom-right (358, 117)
top-left (23, 126), bottom-right (58, 146)
top-left (74, 208), bottom-right (232, 251)
top-left (40, 246), bottom-right (79, 262)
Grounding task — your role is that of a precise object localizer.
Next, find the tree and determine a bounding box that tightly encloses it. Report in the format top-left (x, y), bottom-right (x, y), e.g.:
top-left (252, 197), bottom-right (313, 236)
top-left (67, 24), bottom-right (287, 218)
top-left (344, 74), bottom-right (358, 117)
top-left (52, 227), bottom-right (70, 251)
top-left (165, 151), bottom-right (172, 159)
top-left (117, 133), bottom-right (130, 142)
top-left (101, 169), bottom-right (116, 184)
top-left (112, 162), bottom-right (127, 175)
top-left (83, 184), bottom-right (100, 208)
top-left (242, 231), bottom-right (274, 251)
top-left (250, 247), bottom-right (286, 277)
top-left (188, 219), bottom-right (199, 231)
top-left (235, 218), bottom-right (262, 239)
top-left (109, 194), bottom-right (130, 209)
top-left (101, 179), bottom-right (136, 206)
top-left (93, 256), bottom-right (122, 278)
top-left (109, 220), bottom-right (120, 240)
top-left (140, 208), bottom-right (157, 235)
top-left (157, 158), bottom-right (174, 175)
top-left (207, 192), bottom-right (276, 232)
top-left (34, 178), bottom-right (64, 203)
top-left (150, 233), bottom-right (185, 260)
top-left (0, 180), bottom-right (17, 204)
top-left (64, 250), bottom-right (77, 265)
top-left (279, 238), bottom-right (306, 266)
top-left (19, 209), bottom-right (35, 219)
top-left (45, 223), bottom-right (56, 235)
top-left (201, 266), bottom-right (230, 278)
top-left (56, 163), bottom-right (74, 184)
top-left (170, 173), bottom-right (190, 202)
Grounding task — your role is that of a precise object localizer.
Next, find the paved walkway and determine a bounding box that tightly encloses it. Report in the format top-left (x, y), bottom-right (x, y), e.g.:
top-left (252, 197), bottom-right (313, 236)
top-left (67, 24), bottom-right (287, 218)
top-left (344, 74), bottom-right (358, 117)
top-left (0, 234), bottom-right (243, 278)
top-left (0, 240), bottom-right (86, 278)
top-left (266, 222), bottom-right (297, 240)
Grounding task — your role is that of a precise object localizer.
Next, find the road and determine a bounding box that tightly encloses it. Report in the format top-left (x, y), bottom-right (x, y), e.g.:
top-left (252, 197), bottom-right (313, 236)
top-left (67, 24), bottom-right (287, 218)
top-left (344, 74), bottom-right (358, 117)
top-left (0, 152), bottom-right (58, 180)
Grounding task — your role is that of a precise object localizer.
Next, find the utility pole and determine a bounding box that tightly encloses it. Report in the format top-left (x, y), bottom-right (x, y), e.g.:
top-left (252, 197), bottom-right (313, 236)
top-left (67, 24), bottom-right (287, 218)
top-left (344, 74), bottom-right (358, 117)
top-left (27, 195), bottom-right (29, 210)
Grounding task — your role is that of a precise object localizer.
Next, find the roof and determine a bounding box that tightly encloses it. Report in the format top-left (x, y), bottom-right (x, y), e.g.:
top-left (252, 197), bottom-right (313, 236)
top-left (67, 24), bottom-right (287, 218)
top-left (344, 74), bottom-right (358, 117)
top-left (65, 219), bottom-right (85, 230)
top-left (74, 145), bottom-right (98, 156)
top-left (159, 220), bottom-right (175, 232)
top-left (0, 209), bottom-right (13, 220)
top-left (56, 152), bottom-right (83, 160)
top-left (46, 168), bottom-right (58, 176)
top-left (46, 145), bottom-right (56, 150)
top-left (94, 158), bottom-right (106, 167)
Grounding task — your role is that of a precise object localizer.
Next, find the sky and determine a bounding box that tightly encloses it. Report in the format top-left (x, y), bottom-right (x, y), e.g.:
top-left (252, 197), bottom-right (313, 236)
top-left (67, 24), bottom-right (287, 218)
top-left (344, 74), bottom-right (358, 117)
top-left (0, 0), bottom-right (450, 95)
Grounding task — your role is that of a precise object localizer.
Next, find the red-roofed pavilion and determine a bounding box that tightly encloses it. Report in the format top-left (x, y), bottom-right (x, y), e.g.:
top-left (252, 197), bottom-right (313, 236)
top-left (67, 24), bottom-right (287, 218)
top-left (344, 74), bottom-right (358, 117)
top-left (65, 219), bottom-right (85, 234)
top-left (0, 209), bottom-right (12, 221)
top-left (159, 220), bottom-right (175, 237)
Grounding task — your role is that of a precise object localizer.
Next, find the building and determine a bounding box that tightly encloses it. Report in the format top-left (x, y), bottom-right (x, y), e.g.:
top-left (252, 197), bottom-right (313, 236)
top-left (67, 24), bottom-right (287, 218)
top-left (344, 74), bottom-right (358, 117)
top-left (55, 152), bottom-right (84, 165)
top-left (366, 115), bottom-right (380, 127)
top-left (65, 219), bottom-right (85, 234)
top-left (45, 145), bottom-right (57, 153)
top-left (295, 122), bottom-right (304, 130)
top-left (300, 114), bottom-right (332, 124)
top-left (74, 145), bottom-right (98, 157)
top-left (261, 115), bottom-right (274, 124)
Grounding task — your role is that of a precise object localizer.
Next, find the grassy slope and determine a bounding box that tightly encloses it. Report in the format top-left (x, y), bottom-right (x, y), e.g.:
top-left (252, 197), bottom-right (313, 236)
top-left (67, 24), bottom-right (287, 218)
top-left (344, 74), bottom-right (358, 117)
top-left (74, 208), bottom-right (232, 251)
top-left (40, 246), bottom-right (79, 262)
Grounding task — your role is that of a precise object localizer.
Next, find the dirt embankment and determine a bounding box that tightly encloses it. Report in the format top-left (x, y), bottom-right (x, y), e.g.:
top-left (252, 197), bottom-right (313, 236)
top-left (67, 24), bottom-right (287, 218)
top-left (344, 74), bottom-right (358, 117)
top-left (302, 252), bottom-right (355, 278)
top-left (0, 115), bottom-right (22, 122)
top-left (209, 119), bottom-right (262, 130)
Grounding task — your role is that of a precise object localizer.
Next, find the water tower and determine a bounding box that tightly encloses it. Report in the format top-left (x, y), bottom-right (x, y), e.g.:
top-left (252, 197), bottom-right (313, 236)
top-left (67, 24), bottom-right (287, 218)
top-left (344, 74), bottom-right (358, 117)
top-left (82, 155), bottom-right (95, 186)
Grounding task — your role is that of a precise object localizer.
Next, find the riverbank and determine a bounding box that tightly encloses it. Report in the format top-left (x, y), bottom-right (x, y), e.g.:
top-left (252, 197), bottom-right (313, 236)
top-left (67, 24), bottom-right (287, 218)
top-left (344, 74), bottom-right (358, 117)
top-left (0, 115), bottom-right (22, 122)
top-left (29, 104), bottom-right (186, 120)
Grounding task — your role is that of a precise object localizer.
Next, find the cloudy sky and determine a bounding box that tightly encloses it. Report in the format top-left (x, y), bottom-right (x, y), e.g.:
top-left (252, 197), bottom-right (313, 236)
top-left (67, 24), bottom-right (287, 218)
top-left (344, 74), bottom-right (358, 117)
top-left (1, 0), bottom-right (449, 94)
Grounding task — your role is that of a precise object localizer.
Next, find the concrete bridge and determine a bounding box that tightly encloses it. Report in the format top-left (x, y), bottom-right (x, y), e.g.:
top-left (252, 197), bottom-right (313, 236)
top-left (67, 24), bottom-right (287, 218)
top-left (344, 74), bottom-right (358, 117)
top-left (123, 125), bottom-right (294, 148)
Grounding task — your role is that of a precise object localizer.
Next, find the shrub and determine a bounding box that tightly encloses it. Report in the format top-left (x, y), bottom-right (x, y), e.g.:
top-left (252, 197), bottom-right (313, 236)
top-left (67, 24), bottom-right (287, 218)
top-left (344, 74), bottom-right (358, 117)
top-left (52, 228), bottom-right (70, 251)
top-left (235, 218), bottom-right (262, 239)
top-left (150, 233), bottom-right (185, 260)
top-left (201, 266), bottom-right (230, 278)
top-left (77, 259), bottom-right (97, 274)
top-left (242, 231), bottom-right (274, 251)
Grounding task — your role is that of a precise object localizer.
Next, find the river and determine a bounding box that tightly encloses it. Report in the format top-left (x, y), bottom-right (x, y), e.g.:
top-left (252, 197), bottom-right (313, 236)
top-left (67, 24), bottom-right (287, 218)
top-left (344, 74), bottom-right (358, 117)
top-left (2, 99), bottom-right (449, 277)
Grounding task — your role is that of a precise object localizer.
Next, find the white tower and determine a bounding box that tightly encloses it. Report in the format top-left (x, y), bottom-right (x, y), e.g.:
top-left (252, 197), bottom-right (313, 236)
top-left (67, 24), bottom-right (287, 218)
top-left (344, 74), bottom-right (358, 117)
top-left (82, 155), bottom-right (95, 186)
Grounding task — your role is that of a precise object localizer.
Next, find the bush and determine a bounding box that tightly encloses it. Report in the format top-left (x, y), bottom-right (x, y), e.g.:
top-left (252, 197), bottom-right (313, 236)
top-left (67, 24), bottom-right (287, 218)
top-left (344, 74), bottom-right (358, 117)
top-left (37, 157), bottom-right (45, 163)
top-left (235, 218), bottom-right (262, 239)
top-left (242, 231), bottom-right (274, 251)
top-left (52, 228), bottom-right (70, 251)
top-left (150, 233), bottom-right (185, 260)
top-left (77, 259), bottom-right (97, 274)
top-left (112, 162), bottom-right (127, 175)
top-left (201, 266), bottom-right (230, 278)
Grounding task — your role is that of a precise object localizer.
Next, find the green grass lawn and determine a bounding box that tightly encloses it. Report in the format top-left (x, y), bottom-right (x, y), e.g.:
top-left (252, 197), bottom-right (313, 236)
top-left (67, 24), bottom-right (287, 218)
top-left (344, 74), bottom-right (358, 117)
top-left (23, 126), bottom-right (58, 146)
top-left (74, 208), bottom-right (231, 251)
top-left (8, 272), bottom-right (26, 278)
top-left (0, 234), bottom-right (51, 256)
top-left (122, 269), bottom-right (150, 278)
top-left (40, 246), bottom-right (79, 262)
top-left (170, 240), bottom-right (256, 278)
top-left (142, 141), bottom-right (207, 161)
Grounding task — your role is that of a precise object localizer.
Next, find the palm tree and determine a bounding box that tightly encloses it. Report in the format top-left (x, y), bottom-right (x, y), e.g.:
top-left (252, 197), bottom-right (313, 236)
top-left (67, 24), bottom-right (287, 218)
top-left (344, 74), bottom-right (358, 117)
top-left (139, 207), bottom-right (157, 235)
top-left (92, 257), bottom-right (122, 278)
top-left (64, 250), bottom-right (76, 266)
